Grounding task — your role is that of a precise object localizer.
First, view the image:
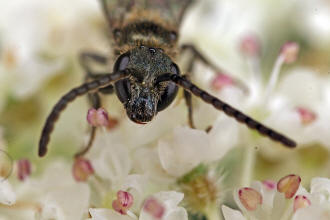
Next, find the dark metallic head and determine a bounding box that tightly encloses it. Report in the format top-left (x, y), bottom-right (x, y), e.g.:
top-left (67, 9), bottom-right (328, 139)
top-left (114, 45), bottom-right (179, 124)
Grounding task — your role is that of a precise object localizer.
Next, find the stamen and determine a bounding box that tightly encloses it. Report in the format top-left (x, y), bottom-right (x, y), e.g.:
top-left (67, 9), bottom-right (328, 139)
top-left (87, 108), bottom-right (110, 127)
top-left (143, 197), bottom-right (165, 219)
top-left (264, 42), bottom-right (299, 100)
top-left (293, 195), bottom-right (311, 212)
top-left (296, 107), bottom-right (317, 125)
top-left (17, 159), bottom-right (31, 181)
top-left (262, 180), bottom-right (276, 191)
top-left (280, 42), bottom-right (299, 64)
top-left (112, 190), bottom-right (134, 215)
top-left (72, 157), bottom-right (94, 182)
top-left (238, 187), bottom-right (262, 211)
top-left (240, 35), bottom-right (261, 57)
top-left (277, 174), bottom-right (301, 199)
top-left (211, 73), bottom-right (234, 91)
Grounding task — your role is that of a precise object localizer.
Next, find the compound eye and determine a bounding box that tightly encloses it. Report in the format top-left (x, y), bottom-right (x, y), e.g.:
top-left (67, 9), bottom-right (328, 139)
top-left (114, 53), bottom-right (131, 103)
top-left (156, 63), bottom-right (180, 111)
top-left (115, 79), bottom-right (131, 104)
top-left (114, 53), bottom-right (130, 72)
top-left (171, 63), bottom-right (180, 75)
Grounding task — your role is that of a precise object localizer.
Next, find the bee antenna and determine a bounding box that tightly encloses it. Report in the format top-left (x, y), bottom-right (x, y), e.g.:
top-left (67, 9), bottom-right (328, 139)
top-left (168, 74), bottom-right (297, 148)
top-left (38, 70), bottom-right (130, 157)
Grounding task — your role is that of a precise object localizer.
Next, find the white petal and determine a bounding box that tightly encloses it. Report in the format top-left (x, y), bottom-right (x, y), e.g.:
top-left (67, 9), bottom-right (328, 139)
top-left (140, 191), bottom-right (186, 220)
top-left (158, 127), bottom-right (210, 177)
top-left (311, 177), bottom-right (330, 194)
top-left (164, 207), bottom-right (188, 220)
top-left (222, 205), bottom-right (246, 220)
top-left (277, 68), bottom-right (324, 107)
top-left (133, 147), bottom-right (174, 184)
top-left (251, 181), bottom-right (275, 212)
top-left (0, 180), bottom-right (16, 205)
top-left (208, 115), bottom-right (239, 161)
top-left (310, 177), bottom-right (330, 202)
top-left (153, 191), bottom-right (184, 209)
top-left (40, 183), bottom-right (90, 220)
top-left (89, 208), bottom-right (133, 220)
top-left (92, 132), bottom-right (131, 183)
top-left (270, 191), bottom-right (288, 220)
top-left (292, 204), bottom-right (330, 220)
top-left (121, 174), bottom-right (149, 212)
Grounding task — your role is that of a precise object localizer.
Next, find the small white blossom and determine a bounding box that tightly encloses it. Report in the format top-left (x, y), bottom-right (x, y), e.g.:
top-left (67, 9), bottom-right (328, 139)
top-left (222, 175), bottom-right (330, 220)
top-left (89, 191), bottom-right (187, 220)
top-left (0, 180), bottom-right (16, 206)
top-left (158, 120), bottom-right (238, 177)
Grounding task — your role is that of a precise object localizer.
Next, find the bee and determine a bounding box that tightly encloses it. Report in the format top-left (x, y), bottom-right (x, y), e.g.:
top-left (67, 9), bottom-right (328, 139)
top-left (38, 0), bottom-right (296, 157)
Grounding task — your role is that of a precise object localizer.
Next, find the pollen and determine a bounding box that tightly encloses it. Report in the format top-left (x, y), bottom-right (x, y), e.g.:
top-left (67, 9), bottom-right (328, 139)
top-left (294, 195), bottom-right (311, 212)
top-left (296, 107), bottom-right (317, 125)
top-left (72, 157), bottom-right (94, 182)
top-left (277, 174), bottom-right (301, 199)
top-left (17, 159), bottom-right (31, 181)
top-left (238, 187), bottom-right (262, 211)
top-left (280, 42), bottom-right (299, 64)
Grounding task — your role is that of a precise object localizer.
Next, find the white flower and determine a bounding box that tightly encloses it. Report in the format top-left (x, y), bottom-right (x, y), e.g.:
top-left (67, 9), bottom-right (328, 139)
top-left (0, 0), bottom-right (104, 99)
top-left (222, 175), bottom-right (330, 220)
top-left (292, 177), bottom-right (330, 220)
top-left (158, 120), bottom-right (238, 177)
top-left (264, 69), bottom-right (330, 149)
top-left (89, 191), bottom-right (188, 220)
top-left (0, 161), bottom-right (90, 220)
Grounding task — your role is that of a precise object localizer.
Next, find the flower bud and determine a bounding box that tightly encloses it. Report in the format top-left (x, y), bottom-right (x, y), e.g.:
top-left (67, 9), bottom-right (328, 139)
top-left (277, 174), bottom-right (301, 199)
top-left (280, 42), bottom-right (299, 64)
top-left (238, 187), bottom-right (262, 211)
top-left (72, 157), bottom-right (94, 182)
top-left (87, 108), bottom-right (110, 127)
top-left (17, 159), bottom-right (31, 181)
top-left (112, 190), bottom-right (134, 215)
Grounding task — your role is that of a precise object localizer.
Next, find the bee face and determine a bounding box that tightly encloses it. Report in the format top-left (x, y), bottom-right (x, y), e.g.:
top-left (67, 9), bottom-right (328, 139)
top-left (114, 46), bottom-right (179, 124)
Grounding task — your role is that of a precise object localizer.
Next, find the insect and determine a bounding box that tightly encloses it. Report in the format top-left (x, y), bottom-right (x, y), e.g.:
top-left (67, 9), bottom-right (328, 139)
top-left (38, 0), bottom-right (296, 157)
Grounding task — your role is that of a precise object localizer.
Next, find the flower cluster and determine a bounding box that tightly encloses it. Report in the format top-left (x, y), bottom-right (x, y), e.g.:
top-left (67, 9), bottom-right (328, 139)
top-left (222, 174), bottom-right (330, 220)
top-left (1, 0), bottom-right (330, 220)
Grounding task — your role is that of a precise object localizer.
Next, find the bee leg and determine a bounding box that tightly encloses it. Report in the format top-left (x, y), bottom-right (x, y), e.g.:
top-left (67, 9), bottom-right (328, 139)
top-left (74, 92), bottom-right (101, 158)
top-left (182, 56), bottom-right (196, 129)
top-left (79, 52), bottom-right (114, 95)
top-left (79, 52), bottom-right (108, 78)
top-left (184, 86), bottom-right (195, 129)
top-left (181, 44), bottom-right (225, 73)
top-left (178, 0), bottom-right (195, 27)
top-left (181, 44), bottom-right (248, 92)
top-left (74, 52), bottom-right (113, 158)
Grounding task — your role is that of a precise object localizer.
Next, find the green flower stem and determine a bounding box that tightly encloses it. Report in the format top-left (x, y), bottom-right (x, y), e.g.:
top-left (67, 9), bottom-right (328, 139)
top-left (241, 146), bottom-right (256, 187)
top-left (204, 204), bottom-right (223, 220)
